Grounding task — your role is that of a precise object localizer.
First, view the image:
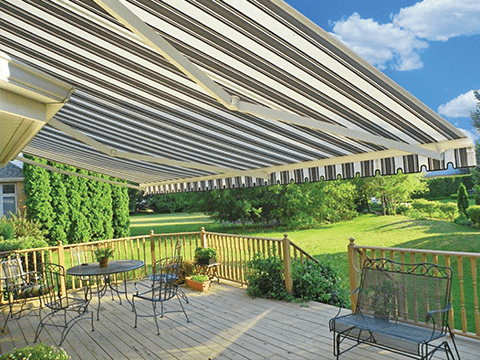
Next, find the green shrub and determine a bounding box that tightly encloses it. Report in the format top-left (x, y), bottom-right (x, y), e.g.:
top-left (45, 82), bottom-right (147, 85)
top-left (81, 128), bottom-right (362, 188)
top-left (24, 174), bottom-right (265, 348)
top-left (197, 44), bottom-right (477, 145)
top-left (291, 259), bottom-right (349, 307)
top-left (466, 206), bottom-right (480, 225)
top-left (438, 202), bottom-right (457, 220)
top-left (410, 199), bottom-right (438, 218)
top-left (395, 203), bottom-right (411, 215)
top-left (246, 252), bottom-right (287, 300)
top-left (0, 221), bottom-right (14, 240)
top-left (0, 237), bottom-right (49, 271)
top-left (406, 209), bottom-right (427, 220)
top-left (246, 252), bottom-right (349, 307)
top-left (454, 213), bottom-right (472, 226)
top-left (7, 212), bottom-right (47, 240)
top-left (0, 343), bottom-right (69, 360)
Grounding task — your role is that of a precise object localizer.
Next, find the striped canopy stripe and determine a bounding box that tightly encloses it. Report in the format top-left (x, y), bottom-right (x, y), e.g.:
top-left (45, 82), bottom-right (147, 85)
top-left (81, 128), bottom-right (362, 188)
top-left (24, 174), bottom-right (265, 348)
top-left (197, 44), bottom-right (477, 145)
top-left (0, 0), bottom-right (475, 193)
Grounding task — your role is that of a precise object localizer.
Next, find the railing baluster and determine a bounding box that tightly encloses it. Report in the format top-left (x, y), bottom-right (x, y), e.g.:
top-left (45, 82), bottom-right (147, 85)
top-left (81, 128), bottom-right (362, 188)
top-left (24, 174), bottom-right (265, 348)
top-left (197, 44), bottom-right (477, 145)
top-left (458, 256), bottom-right (467, 333)
top-left (471, 257), bottom-right (480, 336)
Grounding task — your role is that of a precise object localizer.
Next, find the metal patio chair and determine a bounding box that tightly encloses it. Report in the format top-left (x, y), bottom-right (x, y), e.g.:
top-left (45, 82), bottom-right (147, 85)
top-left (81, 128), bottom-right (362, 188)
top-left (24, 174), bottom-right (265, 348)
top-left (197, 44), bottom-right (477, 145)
top-left (1, 257), bottom-right (42, 331)
top-left (34, 263), bottom-right (94, 346)
top-left (148, 239), bottom-right (188, 304)
top-left (133, 256), bottom-right (189, 335)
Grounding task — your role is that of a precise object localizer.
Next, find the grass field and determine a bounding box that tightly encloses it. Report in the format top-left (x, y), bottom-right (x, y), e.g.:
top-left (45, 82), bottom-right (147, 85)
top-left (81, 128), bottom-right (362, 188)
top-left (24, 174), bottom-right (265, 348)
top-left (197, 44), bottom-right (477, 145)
top-left (130, 212), bottom-right (480, 275)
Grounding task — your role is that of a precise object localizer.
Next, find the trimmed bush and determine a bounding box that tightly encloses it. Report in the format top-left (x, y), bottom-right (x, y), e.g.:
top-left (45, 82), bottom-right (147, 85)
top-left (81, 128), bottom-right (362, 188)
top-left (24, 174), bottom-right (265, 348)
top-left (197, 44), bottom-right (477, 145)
top-left (466, 205), bottom-right (480, 225)
top-left (455, 212), bottom-right (472, 226)
top-left (422, 175), bottom-right (474, 199)
top-left (410, 199), bottom-right (438, 218)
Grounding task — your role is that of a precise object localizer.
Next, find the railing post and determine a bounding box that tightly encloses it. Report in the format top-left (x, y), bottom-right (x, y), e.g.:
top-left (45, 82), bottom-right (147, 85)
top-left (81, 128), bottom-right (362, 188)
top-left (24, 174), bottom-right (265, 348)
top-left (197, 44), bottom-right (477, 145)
top-left (348, 237), bottom-right (358, 312)
top-left (282, 234), bottom-right (293, 294)
top-left (150, 230), bottom-right (155, 268)
top-left (201, 227), bottom-right (207, 248)
top-left (57, 241), bottom-right (67, 297)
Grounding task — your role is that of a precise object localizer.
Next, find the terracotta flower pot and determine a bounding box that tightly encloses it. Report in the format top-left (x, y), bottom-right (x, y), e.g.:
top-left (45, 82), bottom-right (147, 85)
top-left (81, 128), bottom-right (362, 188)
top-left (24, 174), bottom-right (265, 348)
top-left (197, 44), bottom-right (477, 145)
top-left (99, 257), bottom-right (109, 268)
top-left (186, 277), bottom-right (210, 292)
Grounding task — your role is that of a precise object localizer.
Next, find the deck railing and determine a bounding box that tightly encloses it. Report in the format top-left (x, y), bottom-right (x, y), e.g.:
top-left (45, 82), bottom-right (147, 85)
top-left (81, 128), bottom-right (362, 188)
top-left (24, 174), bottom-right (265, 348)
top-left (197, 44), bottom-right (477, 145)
top-left (0, 228), bottom-right (314, 302)
top-left (348, 237), bottom-right (480, 340)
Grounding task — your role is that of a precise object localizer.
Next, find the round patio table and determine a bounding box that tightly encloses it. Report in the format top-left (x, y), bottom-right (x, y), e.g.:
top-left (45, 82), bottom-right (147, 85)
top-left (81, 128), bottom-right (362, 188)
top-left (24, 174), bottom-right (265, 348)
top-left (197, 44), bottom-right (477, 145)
top-left (67, 259), bottom-right (144, 320)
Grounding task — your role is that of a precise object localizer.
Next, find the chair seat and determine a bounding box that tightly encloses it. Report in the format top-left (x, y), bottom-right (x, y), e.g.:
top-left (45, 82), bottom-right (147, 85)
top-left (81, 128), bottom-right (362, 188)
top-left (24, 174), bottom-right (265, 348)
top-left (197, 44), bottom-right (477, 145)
top-left (148, 273), bottom-right (177, 282)
top-left (18, 284), bottom-right (54, 299)
top-left (331, 314), bottom-right (444, 355)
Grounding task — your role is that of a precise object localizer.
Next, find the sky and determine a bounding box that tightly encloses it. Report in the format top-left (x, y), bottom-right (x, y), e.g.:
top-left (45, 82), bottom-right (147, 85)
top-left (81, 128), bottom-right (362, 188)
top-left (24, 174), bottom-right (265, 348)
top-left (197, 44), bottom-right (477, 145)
top-left (285, 0), bottom-right (480, 143)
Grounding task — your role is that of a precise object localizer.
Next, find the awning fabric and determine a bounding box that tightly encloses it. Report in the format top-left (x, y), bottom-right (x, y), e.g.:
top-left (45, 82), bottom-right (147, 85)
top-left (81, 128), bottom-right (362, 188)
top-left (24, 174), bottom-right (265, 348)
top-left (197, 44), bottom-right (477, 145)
top-left (0, 0), bottom-right (476, 194)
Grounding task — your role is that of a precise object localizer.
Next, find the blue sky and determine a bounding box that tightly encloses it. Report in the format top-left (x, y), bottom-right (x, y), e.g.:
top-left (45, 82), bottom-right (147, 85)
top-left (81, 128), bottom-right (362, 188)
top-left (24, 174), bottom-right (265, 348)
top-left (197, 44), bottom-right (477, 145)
top-left (285, 0), bottom-right (480, 143)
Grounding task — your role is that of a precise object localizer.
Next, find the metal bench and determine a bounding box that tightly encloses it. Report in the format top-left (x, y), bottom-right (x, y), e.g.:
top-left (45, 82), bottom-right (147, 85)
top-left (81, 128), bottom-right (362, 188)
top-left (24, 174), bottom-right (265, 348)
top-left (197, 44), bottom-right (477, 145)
top-left (329, 258), bottom-right (461, 360)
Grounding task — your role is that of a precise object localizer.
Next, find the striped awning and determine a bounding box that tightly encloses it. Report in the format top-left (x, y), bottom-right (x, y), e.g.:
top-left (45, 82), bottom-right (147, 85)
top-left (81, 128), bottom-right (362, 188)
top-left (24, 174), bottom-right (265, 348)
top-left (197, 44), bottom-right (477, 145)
top-left (0, 0), bottom-right (475, 193)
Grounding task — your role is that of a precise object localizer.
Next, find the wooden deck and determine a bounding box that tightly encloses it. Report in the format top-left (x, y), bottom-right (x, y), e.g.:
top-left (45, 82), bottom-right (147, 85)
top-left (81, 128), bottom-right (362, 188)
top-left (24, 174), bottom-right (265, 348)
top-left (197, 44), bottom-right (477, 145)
top-left (1, 281), bottom-right (478, 359)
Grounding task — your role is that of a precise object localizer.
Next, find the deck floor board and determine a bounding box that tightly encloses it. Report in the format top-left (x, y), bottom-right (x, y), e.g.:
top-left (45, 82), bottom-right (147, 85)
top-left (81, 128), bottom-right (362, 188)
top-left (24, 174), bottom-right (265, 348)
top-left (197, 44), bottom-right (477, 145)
top-left (1, 280), bottom-right (478, 359)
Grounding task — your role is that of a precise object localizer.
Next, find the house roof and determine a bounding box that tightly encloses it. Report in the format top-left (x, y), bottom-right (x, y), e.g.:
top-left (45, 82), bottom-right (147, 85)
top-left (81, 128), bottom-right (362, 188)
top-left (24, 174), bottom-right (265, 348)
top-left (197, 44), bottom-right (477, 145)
top-left (0, 0), bottom-right (475, 193)
top-left (0, 162), bottom-right (23, 182)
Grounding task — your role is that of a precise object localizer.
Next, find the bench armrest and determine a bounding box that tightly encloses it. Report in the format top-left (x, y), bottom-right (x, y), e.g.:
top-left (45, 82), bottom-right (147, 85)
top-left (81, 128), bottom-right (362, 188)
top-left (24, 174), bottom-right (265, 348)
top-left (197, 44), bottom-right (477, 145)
top-left (331, 287), bottom-right (360, 320)
top-left (425, 302), bottom-right (452, 322)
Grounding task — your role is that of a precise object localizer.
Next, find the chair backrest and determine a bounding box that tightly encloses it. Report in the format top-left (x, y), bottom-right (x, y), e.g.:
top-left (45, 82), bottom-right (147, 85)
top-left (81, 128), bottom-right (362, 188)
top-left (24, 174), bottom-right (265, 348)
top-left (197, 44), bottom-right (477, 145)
top-left (37, 263), bottom-right (65, 310)
top-left (151, 256), bottom-right (182, 301)
top-left (356, 258), bottom-right (452, 330)
top-left (2, 258), bottom-right (27, 287)
top-left (71, 247), bottom-right (87, 266)
top-left (174, 239), bottom-right (182, 258)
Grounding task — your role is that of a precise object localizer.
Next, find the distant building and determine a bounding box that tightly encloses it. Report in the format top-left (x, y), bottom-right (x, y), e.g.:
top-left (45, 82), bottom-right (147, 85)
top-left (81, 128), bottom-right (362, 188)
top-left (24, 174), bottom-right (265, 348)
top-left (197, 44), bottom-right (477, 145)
top-left (0, 162), bottom-right (26, 218)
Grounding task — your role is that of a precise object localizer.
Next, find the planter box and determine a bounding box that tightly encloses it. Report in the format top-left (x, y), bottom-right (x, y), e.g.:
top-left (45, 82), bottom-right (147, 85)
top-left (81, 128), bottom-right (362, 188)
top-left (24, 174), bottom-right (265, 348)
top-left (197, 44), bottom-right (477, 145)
top-left (196, 258), bottom-right (217, 265)
top-left (186, 278), bottom-right (210, 292)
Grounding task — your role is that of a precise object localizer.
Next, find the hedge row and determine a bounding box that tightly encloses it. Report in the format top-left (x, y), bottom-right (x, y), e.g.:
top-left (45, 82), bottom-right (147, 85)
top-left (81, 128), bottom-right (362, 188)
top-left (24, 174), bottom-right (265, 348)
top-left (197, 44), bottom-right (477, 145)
top-left (419, 175), bottom-right (474, 199)
top-left (23, 155), bottom-right (130, 245)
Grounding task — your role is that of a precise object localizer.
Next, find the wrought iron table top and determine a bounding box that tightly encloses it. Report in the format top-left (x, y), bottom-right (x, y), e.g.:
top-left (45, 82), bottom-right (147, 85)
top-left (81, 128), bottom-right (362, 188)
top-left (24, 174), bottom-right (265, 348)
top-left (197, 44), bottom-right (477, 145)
top-left (67, 259), bottom-right (144, 277)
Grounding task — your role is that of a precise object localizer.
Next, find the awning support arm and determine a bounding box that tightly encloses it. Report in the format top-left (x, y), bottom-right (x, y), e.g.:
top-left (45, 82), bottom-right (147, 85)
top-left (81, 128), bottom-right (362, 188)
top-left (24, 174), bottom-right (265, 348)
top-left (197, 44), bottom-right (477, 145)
top-left (17, 155), bottom-right (142, 190)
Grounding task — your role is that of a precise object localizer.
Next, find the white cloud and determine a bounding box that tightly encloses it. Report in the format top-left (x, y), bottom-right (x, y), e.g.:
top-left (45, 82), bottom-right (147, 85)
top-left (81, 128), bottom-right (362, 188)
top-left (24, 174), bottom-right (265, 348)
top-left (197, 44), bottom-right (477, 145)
top-left (393, 0), bottom-right (480, 41)
top-left (331, 13), bottom-right (428, 71)
top-left (437, 90), bottom-right (478, 117)
top-left (330, 0), bottom-right (480, 71)
top-left (457, 127), bottom-right (479, 142)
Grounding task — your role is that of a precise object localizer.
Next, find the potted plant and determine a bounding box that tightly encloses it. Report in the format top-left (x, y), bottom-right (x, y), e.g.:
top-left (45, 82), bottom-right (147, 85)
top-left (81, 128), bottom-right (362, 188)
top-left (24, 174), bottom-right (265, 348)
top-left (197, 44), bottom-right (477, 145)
top-left (186, 274), bottom-right (210, 292)
top-left (94, 246), bottom-right (114, 267)
top-left (179, 259), bottom-right (196, 283)
top-left (195, 247), bottom-right (217, 265)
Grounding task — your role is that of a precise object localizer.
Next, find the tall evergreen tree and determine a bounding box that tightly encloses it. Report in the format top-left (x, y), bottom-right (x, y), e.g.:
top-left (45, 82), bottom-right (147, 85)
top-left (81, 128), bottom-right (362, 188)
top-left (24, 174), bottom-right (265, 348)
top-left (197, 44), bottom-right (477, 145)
top-left (111, 184), bottom-right (130, 238)
top-left (88, 174), bottom-right (107, 240)
top-left (100, 176), bottom-right (114, 239)
top-left (76, 169), bottom-right (92, 238)
top-left (63, 166), bottom-right (90, 243)
top-left (457, 183), bottom-right (469, 215)
top-left (48, 162), bottom-right (69, 244)
top-left (22, 155), bottom-right (54, 242)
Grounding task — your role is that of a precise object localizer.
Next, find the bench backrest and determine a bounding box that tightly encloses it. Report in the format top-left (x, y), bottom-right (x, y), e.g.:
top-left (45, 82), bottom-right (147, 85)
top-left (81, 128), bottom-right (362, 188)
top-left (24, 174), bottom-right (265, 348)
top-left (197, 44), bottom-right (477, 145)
top-left (356, 258), bottom-right (452, 329)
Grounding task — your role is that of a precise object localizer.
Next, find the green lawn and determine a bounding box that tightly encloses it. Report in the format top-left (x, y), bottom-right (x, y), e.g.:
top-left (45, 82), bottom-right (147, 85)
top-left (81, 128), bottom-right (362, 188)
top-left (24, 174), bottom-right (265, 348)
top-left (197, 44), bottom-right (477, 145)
top-left (130, 212), bottom-right (480, 274)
